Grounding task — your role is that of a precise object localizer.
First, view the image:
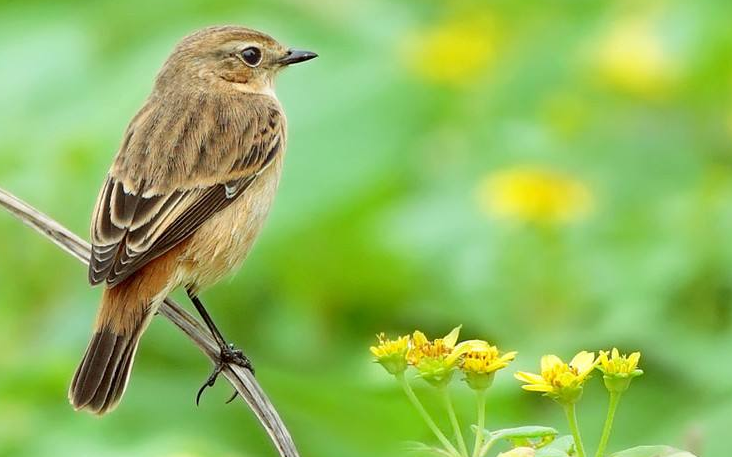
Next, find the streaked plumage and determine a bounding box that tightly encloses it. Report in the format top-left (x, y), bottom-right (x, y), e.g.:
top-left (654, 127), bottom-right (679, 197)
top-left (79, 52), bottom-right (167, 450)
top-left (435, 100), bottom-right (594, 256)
top-left (69, 25), bottom-right (315, 414)
top-left (88, 93), bottom-right (284, 288)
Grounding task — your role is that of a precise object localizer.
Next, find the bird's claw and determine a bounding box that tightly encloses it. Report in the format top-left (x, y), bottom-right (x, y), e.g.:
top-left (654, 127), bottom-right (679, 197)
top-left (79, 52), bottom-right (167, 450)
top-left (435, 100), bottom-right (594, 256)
top-left (195, 343), bottom-right (254, 406)
top-left (195, 362), bottom-right (223, 406)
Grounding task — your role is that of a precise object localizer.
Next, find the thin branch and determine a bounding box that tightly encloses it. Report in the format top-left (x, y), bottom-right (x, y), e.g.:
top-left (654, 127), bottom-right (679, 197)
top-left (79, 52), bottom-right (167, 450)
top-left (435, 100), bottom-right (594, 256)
top-left (0, 187), bottom-right (300, 457)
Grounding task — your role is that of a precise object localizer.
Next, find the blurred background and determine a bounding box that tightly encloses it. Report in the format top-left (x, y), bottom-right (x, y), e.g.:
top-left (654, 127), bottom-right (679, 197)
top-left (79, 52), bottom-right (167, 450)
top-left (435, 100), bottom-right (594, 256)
top-left (1, 0), bottom-right (731, 456)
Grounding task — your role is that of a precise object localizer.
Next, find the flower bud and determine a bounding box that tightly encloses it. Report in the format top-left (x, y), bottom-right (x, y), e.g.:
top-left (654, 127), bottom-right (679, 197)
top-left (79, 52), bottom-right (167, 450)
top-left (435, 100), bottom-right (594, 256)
top-left (370, 333), bottom-right (410, 375)
top-left (597, 348), bottom-right (643, 394)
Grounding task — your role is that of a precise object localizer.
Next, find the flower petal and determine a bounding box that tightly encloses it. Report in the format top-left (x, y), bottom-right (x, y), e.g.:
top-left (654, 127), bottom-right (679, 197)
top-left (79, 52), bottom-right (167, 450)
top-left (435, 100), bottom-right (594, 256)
top-left (522, 384), bottom-right (554, 392)
top-left (598, 350), bottom-right (609, 365)
top-left (447, 339), bottom-right (490, 365)
top-left (454, 339), bottom-right (491, 354)
top-left (443, 325), bottom-right (462, 348)
top-left (541, 354), bottom-right (563, 373)
top-left (570, 351), bottom-right (595, 373)
top-left (501, 351), bottom-right (519, 362)
top-left (412, 331), bottom-right (428, 346)
top-left (515, 371), bottom-right (545, 384)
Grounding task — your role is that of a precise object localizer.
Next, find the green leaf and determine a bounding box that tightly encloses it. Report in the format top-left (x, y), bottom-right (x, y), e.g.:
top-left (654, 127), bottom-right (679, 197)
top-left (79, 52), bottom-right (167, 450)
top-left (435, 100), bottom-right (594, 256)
top-left (536, 435), bottom-right (575, 457)
top-left (489, 426), bottom-right (560, 441)
top-left (609, 445), bottom-right (697, 457)
top-left (474, 426), bottom-right (560, 449)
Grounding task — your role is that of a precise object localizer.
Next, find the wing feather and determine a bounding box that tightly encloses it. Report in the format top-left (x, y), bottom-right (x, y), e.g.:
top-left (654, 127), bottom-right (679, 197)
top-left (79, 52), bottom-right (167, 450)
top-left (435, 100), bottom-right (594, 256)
top-left (89, 94), bottom-right (284, 287)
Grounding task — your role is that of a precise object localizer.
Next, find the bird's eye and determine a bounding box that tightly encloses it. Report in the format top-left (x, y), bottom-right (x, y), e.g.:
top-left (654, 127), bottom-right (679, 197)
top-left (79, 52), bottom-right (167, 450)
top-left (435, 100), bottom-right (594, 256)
top-left (240, 46), bottom-right (262, 67)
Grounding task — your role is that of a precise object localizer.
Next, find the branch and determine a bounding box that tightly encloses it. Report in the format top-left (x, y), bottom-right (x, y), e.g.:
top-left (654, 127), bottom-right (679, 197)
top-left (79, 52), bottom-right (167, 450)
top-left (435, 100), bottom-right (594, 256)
top-left (0, 187), bottom-right (300, 457)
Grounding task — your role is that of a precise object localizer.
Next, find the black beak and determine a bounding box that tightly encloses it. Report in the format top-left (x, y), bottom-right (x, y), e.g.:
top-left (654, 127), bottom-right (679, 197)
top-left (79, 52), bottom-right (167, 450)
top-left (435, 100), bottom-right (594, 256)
top-left (278, 49), bottom-right (318, 66)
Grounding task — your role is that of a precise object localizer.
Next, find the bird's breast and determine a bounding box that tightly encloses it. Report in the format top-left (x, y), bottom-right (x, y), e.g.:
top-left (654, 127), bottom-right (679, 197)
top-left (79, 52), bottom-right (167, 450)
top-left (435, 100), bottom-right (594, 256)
top-left (176, 154), bottom-right (284, 293)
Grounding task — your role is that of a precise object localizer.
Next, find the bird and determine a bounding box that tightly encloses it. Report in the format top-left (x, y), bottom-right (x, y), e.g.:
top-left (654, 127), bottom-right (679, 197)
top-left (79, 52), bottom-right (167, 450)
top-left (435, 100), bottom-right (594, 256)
top-left (68, 25), bottom-right (317, 415)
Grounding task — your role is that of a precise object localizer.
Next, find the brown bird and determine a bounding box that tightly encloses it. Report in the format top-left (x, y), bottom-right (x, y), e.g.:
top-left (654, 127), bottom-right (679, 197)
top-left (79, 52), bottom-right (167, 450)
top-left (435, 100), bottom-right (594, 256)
top-left (68, 25), bottom-right (317, 415)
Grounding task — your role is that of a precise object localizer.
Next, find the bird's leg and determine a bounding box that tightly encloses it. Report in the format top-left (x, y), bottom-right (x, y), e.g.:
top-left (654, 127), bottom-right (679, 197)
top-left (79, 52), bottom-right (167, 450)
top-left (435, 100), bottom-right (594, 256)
top-left (186, 289), bottom-right (254, 405)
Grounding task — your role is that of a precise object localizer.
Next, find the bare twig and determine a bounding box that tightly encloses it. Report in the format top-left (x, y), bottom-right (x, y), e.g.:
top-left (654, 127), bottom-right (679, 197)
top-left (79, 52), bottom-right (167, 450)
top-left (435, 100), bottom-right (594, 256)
top-left (0, 187), bottom-right (300, 457)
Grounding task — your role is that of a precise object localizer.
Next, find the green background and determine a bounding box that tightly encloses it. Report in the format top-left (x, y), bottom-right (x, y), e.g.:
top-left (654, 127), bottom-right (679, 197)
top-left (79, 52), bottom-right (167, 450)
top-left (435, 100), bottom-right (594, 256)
top-left (0, 0), bottom-right (730, 456)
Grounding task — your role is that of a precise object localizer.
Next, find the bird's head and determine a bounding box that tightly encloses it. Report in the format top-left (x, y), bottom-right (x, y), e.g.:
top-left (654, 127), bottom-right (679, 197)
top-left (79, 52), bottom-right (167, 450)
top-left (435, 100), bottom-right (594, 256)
top-left (155, 26), bottom-right (317, 96)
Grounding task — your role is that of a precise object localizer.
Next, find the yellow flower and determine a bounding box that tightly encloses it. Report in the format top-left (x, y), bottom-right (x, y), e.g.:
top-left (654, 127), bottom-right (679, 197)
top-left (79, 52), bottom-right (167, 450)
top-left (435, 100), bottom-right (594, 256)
top-left (477, 166), bottom-right (593, 225)
top-left (454, 340), bottom-right (517, 390)
top-left (407, 326), bottom-right (461, 365)
top-left (403, 14), bottom-right (496, 86)
top-left (597, 348), bottom-right (643, 393)
top-left (370, 333), bottom-right (410, 375)
top-left (597, 348), bottom-right (641, 375)
top-left (407, 326), bottom-right (462, 387)
top-left (594, 16), bottom-right (678, 99)
top-left (515, 351), bottom-right (597, 404)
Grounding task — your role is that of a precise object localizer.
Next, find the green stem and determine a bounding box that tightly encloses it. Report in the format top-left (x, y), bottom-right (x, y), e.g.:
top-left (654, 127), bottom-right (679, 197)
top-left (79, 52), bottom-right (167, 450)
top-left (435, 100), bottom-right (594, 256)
top-left (563, 403), bottom-right (586, 457)
top-left (595, 392), bottom-right (622, 457)
top-left (441, 388), bottom-right (470, 457)
top-left (396, 373), bottom-right (460, 457)
top-left (472, 389), bottom-right (487, 457)
top-left (477, 436), bottom-right (498, 457)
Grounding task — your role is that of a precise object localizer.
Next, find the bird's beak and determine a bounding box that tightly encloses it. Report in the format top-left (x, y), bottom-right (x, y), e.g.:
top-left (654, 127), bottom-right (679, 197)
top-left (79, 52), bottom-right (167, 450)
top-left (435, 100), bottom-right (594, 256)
top-left (278, 49), bottom-right (318, 66)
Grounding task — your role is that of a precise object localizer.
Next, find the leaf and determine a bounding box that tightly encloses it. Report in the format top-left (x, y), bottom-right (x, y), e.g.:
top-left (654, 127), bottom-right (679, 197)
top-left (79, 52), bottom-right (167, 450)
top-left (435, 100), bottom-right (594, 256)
top-left (610, 445), bottom-right (697, 457)
top-left (474, 426), bottom-right (561, 451)
top-left (488, 426), bottom-right (560, 441)
top-left (536, 435), bottom-right (575, 457)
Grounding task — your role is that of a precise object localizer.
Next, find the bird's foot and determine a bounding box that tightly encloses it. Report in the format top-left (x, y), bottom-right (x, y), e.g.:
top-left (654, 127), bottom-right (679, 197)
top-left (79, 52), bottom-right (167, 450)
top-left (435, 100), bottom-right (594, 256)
top-left (195, 343), bottom-right (254, 405)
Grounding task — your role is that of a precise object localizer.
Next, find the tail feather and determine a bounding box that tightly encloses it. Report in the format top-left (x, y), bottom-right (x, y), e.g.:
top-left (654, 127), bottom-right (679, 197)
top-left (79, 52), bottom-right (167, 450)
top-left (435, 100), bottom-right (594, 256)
top-left (109, 337), bottom-right (140, 406)
top-left (69, 326), bottom-right (143, 415)
top-left (70, 242), bottom-right (184, 415)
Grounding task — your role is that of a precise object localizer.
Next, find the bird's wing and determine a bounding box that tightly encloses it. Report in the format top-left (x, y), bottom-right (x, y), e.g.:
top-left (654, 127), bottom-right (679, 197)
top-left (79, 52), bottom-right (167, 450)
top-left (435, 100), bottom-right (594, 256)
top-left (88, 94), bottom-right (284, 288)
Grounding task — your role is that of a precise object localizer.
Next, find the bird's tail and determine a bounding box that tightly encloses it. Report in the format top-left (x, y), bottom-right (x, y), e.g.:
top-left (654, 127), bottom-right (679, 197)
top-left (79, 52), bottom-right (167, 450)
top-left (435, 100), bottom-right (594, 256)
top-left (69, 285), bottom-right (156, 415)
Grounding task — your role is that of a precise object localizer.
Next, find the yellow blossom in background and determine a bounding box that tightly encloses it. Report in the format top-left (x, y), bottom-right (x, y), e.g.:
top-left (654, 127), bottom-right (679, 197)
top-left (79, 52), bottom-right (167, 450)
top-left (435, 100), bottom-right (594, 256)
top-left (477, 166), bottom-right (593, 225)
top-left (597, 348), bottom-right (643, 393)
top-left (403, 13), bottom-right (496, 86)
top-left (407, 326), bottom-right (462, 387)
top-left (594, 15), bottom-right (679, 99)
top-left (454, 340), bottom-right (517, 390)
top-left (370, 333), bottom-right (410, 375)
top-left (515, 351), bottom-right (597, 403)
